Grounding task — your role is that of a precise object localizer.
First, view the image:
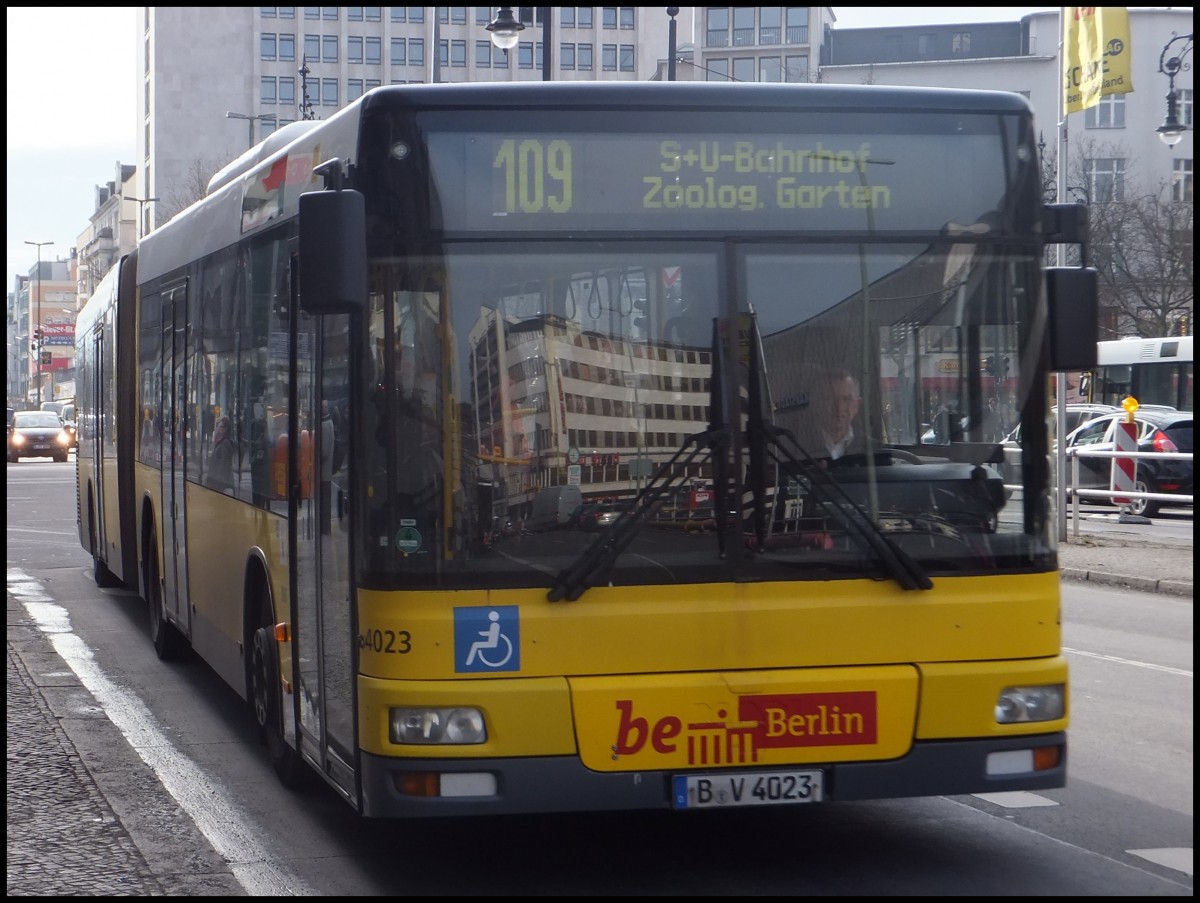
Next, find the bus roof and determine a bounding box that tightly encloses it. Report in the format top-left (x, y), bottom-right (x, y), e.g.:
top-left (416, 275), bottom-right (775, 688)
top-left (1097, 335), bottom-right (1193, 366)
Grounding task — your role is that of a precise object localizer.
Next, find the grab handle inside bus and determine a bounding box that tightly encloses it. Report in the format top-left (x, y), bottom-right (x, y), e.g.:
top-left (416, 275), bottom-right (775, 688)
top-left (298, 187), bottom-right (367, 314)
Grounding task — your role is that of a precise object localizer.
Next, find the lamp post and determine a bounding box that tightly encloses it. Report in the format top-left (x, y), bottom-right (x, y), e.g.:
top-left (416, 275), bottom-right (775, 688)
top-left (226, 110), bottom-right (269, 150)
top-left (667, 7), bottom-right (679, 81)
top-left (1156, 31), bottom-right (1193, 147)
top-left (127, 195), bottom-right (159, 240)
top-left (487, 7), bottom-right (552, 81)
top-left (24, 240), bottom-right (53, 407)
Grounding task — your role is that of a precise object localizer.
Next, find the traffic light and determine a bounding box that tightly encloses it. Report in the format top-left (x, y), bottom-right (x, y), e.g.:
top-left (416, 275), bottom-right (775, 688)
top-left (40, 350), bottom-right (52, 366)
top-left (32, 328), bottom-right (42, 351)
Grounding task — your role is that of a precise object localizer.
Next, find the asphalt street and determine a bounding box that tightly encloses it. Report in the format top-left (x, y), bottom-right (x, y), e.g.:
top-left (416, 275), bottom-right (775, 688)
top-left (7, 521), bottom-right (1192, 896)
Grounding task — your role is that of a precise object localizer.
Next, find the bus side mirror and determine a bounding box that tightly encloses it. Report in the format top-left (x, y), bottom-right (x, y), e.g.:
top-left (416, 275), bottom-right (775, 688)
top-left (1045, 266), bottom-right (1099, 371)
top-left (298, 189), bottom-right (367, 314)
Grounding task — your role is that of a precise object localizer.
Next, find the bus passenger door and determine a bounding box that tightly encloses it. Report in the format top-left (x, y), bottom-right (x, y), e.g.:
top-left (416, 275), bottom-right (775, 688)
top-left (161, 282), bottom-right (191, 635)
top-left (291, 291), bottom-right (357, 799)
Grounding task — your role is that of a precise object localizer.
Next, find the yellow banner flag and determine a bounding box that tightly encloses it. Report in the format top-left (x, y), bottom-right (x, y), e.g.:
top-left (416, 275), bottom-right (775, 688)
top-left (1064, 7), bottom-right (1134, 114)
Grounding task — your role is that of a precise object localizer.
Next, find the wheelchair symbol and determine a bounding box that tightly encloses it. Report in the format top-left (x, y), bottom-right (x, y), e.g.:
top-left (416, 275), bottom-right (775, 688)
top-left (464, 610), bottom-right (514, 668)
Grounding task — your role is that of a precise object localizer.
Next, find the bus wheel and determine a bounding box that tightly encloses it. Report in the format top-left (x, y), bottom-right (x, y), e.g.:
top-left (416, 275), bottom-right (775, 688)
top-left (250, 603), bottom-right (307, 788)
top-left (88, 497), bottom-right (123, 588)
top-left (147, 532), bottom-right (187, 660)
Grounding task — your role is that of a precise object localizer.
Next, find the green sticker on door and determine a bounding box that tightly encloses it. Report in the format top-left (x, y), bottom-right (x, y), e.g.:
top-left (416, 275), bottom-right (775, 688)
top-left (396, 519), bottom-right (421, 554)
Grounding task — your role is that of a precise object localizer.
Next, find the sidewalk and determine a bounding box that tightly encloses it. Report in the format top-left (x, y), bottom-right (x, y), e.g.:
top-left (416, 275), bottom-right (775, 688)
top-left (7, 530), bottom-right (1191, 896)
top-left (7, 588), bottom-right (243, 897)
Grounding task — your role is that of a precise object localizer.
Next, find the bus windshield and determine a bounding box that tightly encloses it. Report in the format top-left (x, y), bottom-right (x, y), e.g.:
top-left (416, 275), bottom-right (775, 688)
top-left (359, 239), bottom-right (1043, 591)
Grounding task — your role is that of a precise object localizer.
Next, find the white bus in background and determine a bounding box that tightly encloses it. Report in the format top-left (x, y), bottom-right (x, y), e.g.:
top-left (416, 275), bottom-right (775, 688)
top-left (1086, 335), bottom-right (1193, 411)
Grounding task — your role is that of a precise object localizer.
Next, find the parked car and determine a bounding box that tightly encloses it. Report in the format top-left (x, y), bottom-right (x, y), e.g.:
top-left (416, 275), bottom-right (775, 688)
top-left (8, 410), bottom-right (72, 462)
top-left (1063, 409), bottom-right (1193, 516)
top-left (1000, 403), bottom-right (1123, 486)
top-left (60, 402), bottom-right (77, 450)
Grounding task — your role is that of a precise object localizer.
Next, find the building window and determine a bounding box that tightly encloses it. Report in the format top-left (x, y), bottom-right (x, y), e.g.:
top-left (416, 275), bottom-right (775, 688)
top-left (348, 78), bottom-right (364, 100)
top-left (706, 7), bottom-right (729, 48)
top-left (322, 34), bottom-right (338, 62)
top-left (261, 76), bottom-right (277, 104)
top-left (365, 7), bottom-right (380, 21)
top-left (1179, 88), bottom-right (1193, 127)
top-left (619, 44), bottom-right (634, 71)
top-left (476, 40), bottom-right (492, 67)
top-left (451, 39), bottom-right (466, 67)
top-left (366, 78), bottom-right (380, 90)
top-left (603, 43), bottom-right (617, 70)
top-left (620, 7), bottom-right (635, 29)
top-left (279, 76), bottom-right (295, 106)
top-left (261, 32), bottom-right (277, 60)
top-left (578, 43), bottom-right (593, 71)
top-left (706, 57), bottom-right (729, 81)
top-left (759, 7), bottom-right (781, 45)
top-left (733, 57), bottom-right (754, 82)
top-left (561, 42), bottom-right (576, 70)
top-left (1087, 157), bottom-right (1126, 203)
top-left (304, 33), bottom-right (320, 61)
top-left (347, 6), bottom-right (362, 20)
top-left (279, 7), bottom-right (294, 18)
top-left (759, 56), bottom-right (781, 82)
top-left (952, 32), bottom-right (971, 54)
top-left (733, 7), bottom-right (754, 46)
top-left (304, 7), bottom-right (319, 18)
top-left (784, 54), bottom-right (808, 82)
top-left (562, 7), bottom-right (575, 27)
top-left (260, 115), bottom-right (278, 137)
top-left (321, 78), bottom-right (338, 105)
top-left (366, 36), bottom-right (381, 64)
top-left (410, 38), bottom-right (424, 66)
top-left (578, 7), bottom-right (592, 28)
top-left (348, 35), bottom-right (363, 64)
top-left (518, 41), bottom-right (534, 68)
top-left (409, 7), bottom-right (424, 24)
top-left (493, 44), bottom-right (507, 68)
top-left (785, 6), bottom-right (808, 43)
top-left (279, 33), bottom-right (295, 60)
top-left (439, 39), bottom-right (448, 68)
top-left (391, 37), bottom-right (406, 65)
top-left (603, 7), bottom-right (617, 29)
top-left (322, 6), bottom-right (337, 20)
top-left (391, 7), bottom-right (406, 21)
top-left (262, 6), bottom-right (277, 16)
top-left (1173, 158), bottom-right (1193, 203)
top-left (451, 6), bottom-right (466, 24)
top-left (1085, 94), bottom-right (1126, 128)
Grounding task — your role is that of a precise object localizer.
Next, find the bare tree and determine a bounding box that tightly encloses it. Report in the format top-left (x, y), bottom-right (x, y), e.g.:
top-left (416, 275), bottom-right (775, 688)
top-left (1065, 136), bottom-right (1193, 338)
top-left (159, 157), bottom-right (223, 225)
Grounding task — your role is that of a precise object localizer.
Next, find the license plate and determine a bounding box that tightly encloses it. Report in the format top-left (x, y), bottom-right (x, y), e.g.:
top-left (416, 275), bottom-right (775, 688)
top-left (672, 769), bottom-right (824, 809)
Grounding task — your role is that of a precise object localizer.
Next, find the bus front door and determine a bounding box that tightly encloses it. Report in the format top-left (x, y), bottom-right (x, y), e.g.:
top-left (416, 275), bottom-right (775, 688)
top-left (290, 296), bottom-right (357, 801)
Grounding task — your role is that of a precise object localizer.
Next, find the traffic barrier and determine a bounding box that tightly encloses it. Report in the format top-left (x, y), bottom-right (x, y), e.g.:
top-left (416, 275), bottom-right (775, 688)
top-left (1110, 419), bottom-right (1137, 505)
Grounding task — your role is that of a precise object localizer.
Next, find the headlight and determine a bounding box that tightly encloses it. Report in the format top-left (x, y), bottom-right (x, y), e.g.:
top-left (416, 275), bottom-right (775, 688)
top-left (995, 684), bottom-right (1065, 723)
top-left (389, 706), bottom-right (487, 744)
top-left (12, 433), bottom-right (25, 446)
top-left (57, 431), bottom-right (70, 446)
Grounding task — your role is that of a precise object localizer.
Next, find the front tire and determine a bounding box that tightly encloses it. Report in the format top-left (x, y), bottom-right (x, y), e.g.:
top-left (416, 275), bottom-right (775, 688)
top-left (250, 599), bottom-right (307, 788)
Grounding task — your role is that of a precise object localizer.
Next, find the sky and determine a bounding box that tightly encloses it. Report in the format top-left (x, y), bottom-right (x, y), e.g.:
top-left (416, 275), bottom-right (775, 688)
top-left (5, 6), bottom-right (1053, 284)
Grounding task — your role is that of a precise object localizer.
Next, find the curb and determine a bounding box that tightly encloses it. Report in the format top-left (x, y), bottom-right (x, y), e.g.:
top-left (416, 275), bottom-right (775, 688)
top-left (1060, 567), bottom-right (1193, 598)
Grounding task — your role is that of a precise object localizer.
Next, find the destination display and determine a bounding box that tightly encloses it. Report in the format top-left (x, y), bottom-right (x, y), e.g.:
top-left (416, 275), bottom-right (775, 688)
top-left (427, 127), bottom-right (1015, 234)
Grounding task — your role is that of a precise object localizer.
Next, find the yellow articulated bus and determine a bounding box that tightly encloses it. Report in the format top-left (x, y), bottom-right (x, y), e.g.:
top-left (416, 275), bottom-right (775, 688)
top-left (75, 81), bottom-right (1097, 818)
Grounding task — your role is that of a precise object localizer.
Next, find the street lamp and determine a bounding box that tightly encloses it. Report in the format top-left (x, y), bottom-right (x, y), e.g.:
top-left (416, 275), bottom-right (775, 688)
top-left (667, 7), bottom-right (679, 81)
top-left (24, 240), bottom-right (53, 407)
top-left (226, 110), bottom-right (269, 149)
top-left (1156, 31), bottom-right (1193, 147)
top-left (487, 7), bottom-right (552, 81)
top-left (127, 195), bottom-right (159, 240)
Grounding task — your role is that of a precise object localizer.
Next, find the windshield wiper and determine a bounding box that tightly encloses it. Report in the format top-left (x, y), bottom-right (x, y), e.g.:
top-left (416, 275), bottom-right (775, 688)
top-left (744, 314), bottom-right (932, 592)
top-left (548, 319), bottom-right (729, 603)
top-left (547, 424), bottom-right (726, 602)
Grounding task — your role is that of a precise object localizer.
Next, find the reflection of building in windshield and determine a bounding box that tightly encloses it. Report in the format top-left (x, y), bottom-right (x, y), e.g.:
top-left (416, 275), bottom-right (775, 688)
top-left (468, 307), bottom-right (711, 520)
